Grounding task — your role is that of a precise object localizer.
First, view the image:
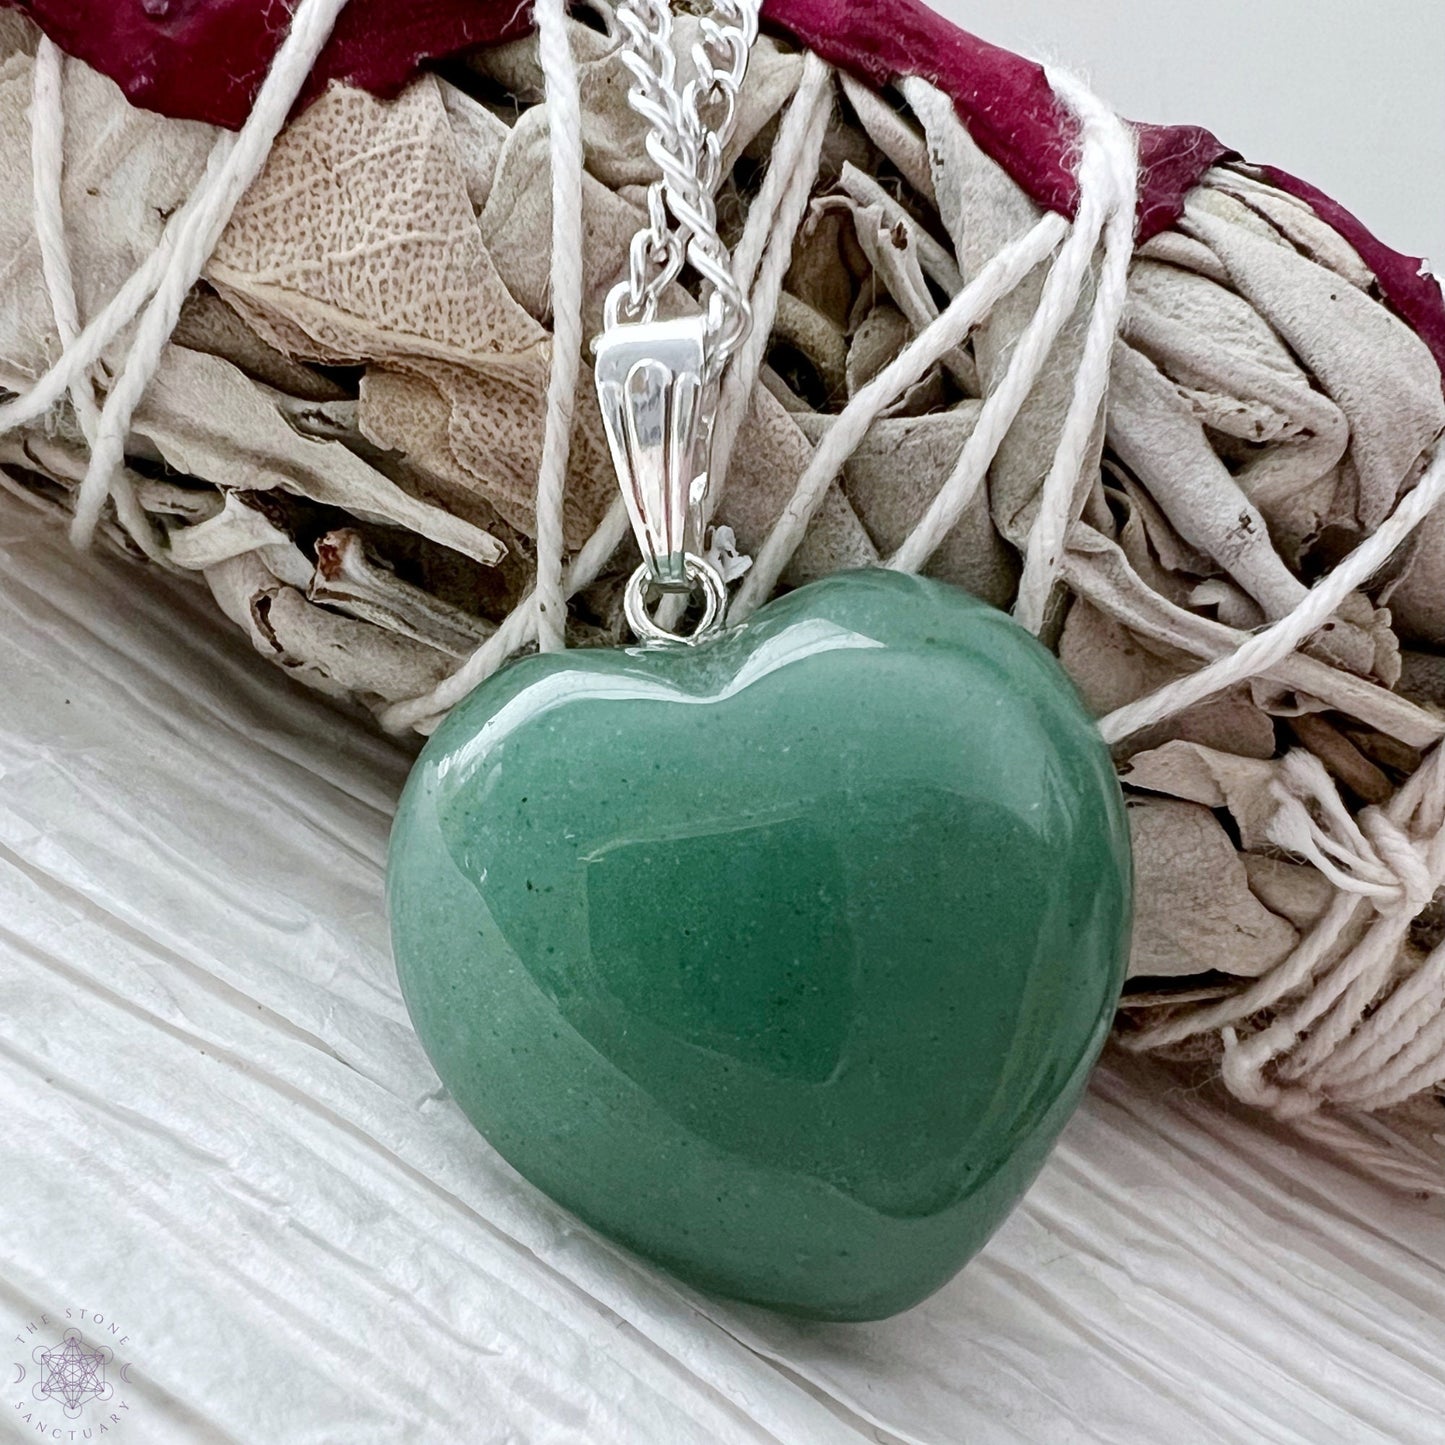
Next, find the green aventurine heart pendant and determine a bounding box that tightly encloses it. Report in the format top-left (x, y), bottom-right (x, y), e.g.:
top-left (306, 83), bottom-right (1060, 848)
top-left (388, 569), bottom-right (1132, 1320)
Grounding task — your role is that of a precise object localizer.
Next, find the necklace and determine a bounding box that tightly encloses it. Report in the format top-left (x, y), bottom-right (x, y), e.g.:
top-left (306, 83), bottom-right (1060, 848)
top-left (387, 0), bottom-right (1132, 1321)
top-left (595, 0), bottom-right (757, 645)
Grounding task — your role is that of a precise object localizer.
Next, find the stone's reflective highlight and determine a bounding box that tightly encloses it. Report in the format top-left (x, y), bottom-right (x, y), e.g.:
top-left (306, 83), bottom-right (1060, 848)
top-left (388, 570), bottom-right (1132, 1320)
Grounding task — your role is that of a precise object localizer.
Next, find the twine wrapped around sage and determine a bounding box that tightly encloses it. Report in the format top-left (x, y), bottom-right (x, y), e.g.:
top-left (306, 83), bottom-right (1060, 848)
top-left (3, 2), bottom-right (1445, 1179)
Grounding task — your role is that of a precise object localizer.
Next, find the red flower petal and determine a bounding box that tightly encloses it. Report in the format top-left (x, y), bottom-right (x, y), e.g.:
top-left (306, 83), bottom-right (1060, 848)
top-left (1256, 164), bottom-right (1445, 390)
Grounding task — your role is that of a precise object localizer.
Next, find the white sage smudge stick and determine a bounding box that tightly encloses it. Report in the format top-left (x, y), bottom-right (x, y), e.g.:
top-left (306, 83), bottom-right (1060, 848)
top-left (3, 7), bottom-right (1445, 1180)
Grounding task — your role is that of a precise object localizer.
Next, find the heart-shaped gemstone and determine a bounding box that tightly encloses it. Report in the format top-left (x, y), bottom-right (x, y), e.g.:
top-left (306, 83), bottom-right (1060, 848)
top-left (388, 570), bottom-right (1131, 1320)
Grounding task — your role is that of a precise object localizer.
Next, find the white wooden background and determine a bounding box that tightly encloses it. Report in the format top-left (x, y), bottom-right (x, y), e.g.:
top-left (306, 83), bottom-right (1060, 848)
top-left (4, 476), bottom-right (1445, 1444)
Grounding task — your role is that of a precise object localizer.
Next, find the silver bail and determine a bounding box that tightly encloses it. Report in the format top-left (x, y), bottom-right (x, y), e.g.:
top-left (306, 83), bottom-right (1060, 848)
top-left (594, 314), bottom-right (714, 593)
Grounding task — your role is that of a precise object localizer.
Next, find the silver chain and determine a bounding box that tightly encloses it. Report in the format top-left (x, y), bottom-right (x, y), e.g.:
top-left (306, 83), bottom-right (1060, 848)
top-left (594, 0), bottom-right (761, 645)
top-left (607, 0), bottom-right (760, 380)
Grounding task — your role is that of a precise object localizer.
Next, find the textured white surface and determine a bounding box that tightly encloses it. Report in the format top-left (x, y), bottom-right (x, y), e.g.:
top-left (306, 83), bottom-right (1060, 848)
top-left (4, 489), bottom-right (1445, 1443)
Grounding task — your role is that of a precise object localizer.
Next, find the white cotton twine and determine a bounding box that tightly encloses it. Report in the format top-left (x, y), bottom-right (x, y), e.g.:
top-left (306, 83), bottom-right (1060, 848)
top-left (12, 0), bottom-right (1445, 1178)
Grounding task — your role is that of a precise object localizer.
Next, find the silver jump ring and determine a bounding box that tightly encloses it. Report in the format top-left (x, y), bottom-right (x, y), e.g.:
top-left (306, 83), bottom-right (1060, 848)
top-left (624, 554), bottom-right (728, 645)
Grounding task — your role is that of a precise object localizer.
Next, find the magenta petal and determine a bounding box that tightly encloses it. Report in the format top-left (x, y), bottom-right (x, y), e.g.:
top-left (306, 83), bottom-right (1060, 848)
top-left (0, 0), bottom-right (538, 128)
top-left (3, 0), bottom-right (1440, 377)
top-left (766, 0), bottom-right (1233, 243)
top-left (1256, 165), bottom-right (1445, 381)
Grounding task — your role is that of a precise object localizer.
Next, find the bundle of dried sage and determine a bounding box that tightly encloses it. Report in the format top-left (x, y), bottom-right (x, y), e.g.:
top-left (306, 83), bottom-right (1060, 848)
top-left (4, 6), bottom-right (1445, 1143)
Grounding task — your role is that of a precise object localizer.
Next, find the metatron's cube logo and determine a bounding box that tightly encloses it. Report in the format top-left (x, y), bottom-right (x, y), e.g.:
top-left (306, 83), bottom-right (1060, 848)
top-left (9, 1307), bottom-right (137, 1435)
top-left (31, 1327), bottom-right (114, 1420)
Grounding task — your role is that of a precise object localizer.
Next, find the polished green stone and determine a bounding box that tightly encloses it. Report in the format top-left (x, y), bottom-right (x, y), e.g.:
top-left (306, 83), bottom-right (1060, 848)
top-left (388, 570), bottom-right (1131, 1320)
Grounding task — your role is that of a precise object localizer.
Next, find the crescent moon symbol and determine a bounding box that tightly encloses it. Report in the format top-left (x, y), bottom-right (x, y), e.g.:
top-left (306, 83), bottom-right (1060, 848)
top-left (120, 1363), bottom-right (134, 1384)
top-left (12, 1364), bottom-right (24, 1385)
